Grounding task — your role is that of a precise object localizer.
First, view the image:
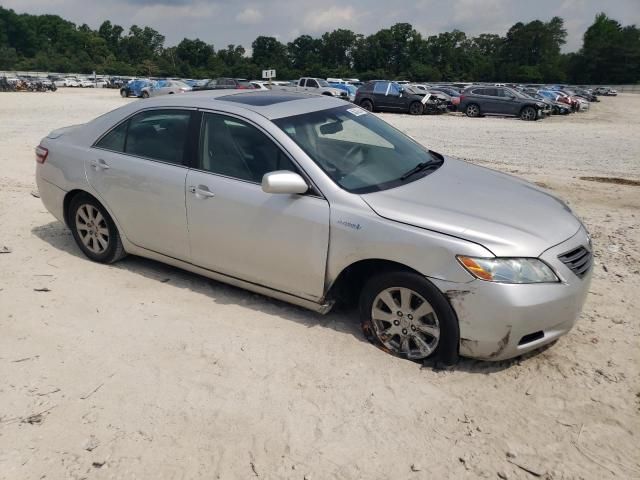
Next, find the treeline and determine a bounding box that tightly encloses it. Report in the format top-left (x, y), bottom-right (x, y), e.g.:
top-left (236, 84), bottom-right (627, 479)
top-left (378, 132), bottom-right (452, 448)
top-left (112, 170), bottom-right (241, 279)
top-left (1, 7), bottom-right (638, 84)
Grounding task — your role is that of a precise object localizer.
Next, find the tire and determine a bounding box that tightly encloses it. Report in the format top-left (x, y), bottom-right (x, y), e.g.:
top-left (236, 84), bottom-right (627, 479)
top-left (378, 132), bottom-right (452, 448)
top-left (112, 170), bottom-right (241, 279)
top-left (409, 101), bottom-right (424, 115)
top-left (465, 103), bottom-right (480, 118)
top-left (360, 271), bottom-right (459, 364)
top-left (141, 91), bottom-right (150, 99)
top-left (520, 106), bottom-right (537, 121)
top-left (69, 194), bottom-right (126, 264)
top-left (120, 89), bottom-right (127, 98)
top-left (360, 99), bottom-right (374, 112)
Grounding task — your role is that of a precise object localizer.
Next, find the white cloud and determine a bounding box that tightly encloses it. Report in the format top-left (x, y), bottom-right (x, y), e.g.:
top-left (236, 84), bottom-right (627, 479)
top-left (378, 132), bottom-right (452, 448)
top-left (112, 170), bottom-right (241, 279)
top-left (236, 7), bottom-right (263, 24)
top-left (303, 6), bottom-right (357, 32)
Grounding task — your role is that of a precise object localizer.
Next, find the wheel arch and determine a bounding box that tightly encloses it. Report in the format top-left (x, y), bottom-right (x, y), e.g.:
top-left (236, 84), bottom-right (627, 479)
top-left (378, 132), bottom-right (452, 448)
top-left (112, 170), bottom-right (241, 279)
top-left (63, 189), bottom-right (126, 244)
top-left (326, 258), bottom-right (422, 307)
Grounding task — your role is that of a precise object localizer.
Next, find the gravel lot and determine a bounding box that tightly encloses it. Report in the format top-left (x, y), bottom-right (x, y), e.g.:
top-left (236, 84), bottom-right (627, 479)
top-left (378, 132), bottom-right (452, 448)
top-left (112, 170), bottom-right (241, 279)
top-left (1, 89), bottom-right (639, 479)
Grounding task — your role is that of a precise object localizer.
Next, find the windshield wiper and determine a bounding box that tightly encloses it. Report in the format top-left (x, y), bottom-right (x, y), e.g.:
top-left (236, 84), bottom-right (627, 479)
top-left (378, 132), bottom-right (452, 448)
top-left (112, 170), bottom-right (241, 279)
top-left (399, 160), bottom-right (440, 180)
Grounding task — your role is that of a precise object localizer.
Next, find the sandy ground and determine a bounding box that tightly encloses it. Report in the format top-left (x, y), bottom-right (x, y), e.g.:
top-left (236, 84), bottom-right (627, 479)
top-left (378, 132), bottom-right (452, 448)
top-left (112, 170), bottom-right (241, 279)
top-left (0, 89), bottom-right (639, 480)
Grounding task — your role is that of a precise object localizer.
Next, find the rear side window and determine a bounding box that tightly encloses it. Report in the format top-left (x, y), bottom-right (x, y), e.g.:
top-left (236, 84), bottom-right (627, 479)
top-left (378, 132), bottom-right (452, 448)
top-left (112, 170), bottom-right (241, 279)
top-left (95, 109), bottom-right (191, 165)
top-left (126, 110), bottom-right (191, 164)
top-left (95, 121), bottom-right (127, 152)
top-left (373, 82), bottom-right (388, 94)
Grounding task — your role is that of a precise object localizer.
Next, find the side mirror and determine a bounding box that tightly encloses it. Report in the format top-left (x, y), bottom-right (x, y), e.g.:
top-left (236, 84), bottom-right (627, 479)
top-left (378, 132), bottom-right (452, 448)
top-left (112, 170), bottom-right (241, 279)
top-left (262, 171), bottom-right (308, 195)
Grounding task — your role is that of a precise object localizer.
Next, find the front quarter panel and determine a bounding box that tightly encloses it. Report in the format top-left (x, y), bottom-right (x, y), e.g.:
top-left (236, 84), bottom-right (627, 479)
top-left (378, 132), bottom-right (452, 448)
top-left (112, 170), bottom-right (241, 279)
top-left (325, 197), bottom-right (491, 291)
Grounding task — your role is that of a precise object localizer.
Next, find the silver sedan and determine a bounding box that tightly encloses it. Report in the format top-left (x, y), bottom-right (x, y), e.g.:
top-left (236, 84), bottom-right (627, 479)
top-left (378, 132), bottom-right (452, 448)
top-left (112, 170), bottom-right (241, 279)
top-left (141, 80), bottom-right (192, 98)
top-left (35, 91), bottom-right (592, 363)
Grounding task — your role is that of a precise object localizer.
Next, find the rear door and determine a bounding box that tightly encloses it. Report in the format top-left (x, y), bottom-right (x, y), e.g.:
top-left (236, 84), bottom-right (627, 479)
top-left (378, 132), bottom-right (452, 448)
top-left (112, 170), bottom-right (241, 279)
top-left (185, 111), bottom-right (330, 300)
top-left (87, 108), bottom-right (193, 260)
top-left (372, 82), bottom-right (393, 110)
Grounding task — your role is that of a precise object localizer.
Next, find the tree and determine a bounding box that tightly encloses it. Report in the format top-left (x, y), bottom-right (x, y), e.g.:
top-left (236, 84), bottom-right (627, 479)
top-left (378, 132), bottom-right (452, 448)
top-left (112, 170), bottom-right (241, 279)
top-left (251, 36), bottom-right (287, 69)
top-left (577, 13), bottom-right (640, 83)
top-left (0, 6), bottom-right (637, 85)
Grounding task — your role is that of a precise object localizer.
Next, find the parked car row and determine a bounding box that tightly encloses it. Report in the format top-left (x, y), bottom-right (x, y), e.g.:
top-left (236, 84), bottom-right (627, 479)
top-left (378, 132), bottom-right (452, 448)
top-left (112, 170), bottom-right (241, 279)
top-left (110, 75), bottom-right (614, 121)
top-left (0, 75), bottom-right (57, 92)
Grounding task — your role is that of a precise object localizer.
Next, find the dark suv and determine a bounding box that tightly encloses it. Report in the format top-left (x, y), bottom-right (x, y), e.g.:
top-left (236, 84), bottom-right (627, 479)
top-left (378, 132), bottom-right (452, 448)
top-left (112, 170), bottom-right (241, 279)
top-left (193, 78), bottom-right (255, 91)
top-left (458, 86), bottom-right (547, 120)
top-left (355, 81), bottom-right (428, 115)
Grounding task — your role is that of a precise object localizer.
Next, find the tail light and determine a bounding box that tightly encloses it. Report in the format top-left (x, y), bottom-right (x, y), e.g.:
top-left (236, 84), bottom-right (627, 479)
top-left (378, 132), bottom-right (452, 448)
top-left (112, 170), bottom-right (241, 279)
top-left (35, 145), bottom-right (48, 164)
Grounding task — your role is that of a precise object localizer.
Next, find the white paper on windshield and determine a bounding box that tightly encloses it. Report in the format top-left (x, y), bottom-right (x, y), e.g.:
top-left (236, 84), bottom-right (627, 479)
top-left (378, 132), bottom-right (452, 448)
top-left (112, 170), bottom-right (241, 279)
top-left (347, 107), bottom-right (367, 116)
top-left (421, 93), bottom-right (431, 104)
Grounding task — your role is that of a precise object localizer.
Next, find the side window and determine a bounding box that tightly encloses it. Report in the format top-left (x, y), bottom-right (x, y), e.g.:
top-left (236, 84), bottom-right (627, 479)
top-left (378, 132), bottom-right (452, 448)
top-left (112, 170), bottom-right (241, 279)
top-left (125, 109), bottom-right (191, 165)
top-left (388, 83), bottom-right (401, 96)
top-left (299, 79), bottom-right (306, 87)
top-left (307, 79), bottom-right (319, 88)
top-left (199, 113), bottom-right (298, 183)
top-left (95, 121), bottom-right (128, 152)
top-left (373, 82), bottom-right (388, 94)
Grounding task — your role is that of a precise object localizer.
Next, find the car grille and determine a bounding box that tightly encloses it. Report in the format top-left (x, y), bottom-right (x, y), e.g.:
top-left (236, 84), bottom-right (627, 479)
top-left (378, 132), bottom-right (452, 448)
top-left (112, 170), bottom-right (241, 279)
top-left (558, 246), bottom-right (592, 278)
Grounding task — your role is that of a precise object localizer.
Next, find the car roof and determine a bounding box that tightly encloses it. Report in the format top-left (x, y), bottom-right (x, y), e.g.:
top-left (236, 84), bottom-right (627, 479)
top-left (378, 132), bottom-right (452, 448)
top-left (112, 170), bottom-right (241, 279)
top-left (121, 90), bottom-right (346, 120)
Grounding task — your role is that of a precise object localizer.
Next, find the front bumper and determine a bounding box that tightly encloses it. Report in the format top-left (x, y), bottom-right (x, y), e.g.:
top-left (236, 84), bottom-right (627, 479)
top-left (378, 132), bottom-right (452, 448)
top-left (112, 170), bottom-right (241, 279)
top-left (431, 226), bottom-right (593, 361)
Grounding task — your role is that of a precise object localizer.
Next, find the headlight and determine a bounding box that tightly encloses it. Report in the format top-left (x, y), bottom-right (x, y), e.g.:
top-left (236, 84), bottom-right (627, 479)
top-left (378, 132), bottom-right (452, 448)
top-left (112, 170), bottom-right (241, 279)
top-left (457, 256), bottom-right (559, 283)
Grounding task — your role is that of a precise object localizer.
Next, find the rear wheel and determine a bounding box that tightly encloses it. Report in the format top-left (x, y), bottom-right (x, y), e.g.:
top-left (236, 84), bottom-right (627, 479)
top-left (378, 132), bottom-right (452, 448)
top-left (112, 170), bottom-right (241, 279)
top-left (360, 271), bottom-right (459, 363)
top-left (69, 194), bottom-right (126, 264)
top-left (409, 101), bottom-right (424, 115)
top-left (360, 99), bottom-right (374, 112)
top-left (520, 106), bottom-right (537, 121)
top-left (465, 103), bottom-right (480, 118)
top-left (141, 91), bottom-right (150, 99)
top-left (120, 89), bottom-right (127, 98)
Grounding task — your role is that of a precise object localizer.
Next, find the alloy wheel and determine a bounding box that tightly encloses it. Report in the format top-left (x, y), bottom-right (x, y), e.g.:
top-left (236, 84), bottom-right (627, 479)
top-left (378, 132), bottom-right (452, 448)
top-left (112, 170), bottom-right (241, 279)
top-left (370, 287), bottom-right (440, 360)
top-left (466, 104), bottom-right (479, 117)
top-left (521, 107), bottom-right (536, 121)
top-left (75, 204), bottom-right (110, 254)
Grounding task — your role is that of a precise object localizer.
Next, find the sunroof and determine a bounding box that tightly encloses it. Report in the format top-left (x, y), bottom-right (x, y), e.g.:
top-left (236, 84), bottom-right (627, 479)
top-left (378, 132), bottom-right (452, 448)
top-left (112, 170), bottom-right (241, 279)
top-left (217, 92), bottom-right (309, 106)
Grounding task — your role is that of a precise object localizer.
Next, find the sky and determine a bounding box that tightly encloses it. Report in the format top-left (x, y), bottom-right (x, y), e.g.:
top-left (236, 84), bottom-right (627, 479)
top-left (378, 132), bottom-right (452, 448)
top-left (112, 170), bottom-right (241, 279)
top-left (3, 0), bottom-right (640, 52)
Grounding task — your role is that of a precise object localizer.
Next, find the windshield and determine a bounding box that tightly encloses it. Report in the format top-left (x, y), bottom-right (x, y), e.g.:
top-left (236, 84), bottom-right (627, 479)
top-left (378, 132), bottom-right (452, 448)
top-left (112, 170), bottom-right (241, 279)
top-left (274, 105), bottom-right (442, 194)
top-left (317, 79), bottom-right (330, 87)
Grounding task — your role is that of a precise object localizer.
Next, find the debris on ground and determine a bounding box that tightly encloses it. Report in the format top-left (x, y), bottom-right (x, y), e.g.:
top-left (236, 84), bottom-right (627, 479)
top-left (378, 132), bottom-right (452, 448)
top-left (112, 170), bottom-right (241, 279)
top-left (84, 436), bottom-right (100, 452)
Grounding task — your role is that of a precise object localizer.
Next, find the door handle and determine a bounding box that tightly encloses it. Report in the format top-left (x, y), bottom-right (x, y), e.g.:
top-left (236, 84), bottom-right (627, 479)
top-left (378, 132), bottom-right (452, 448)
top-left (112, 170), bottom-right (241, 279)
top-left (189, 185), bottom-right (215, 199)
top-left (91, 159), bottom-right (110, 170)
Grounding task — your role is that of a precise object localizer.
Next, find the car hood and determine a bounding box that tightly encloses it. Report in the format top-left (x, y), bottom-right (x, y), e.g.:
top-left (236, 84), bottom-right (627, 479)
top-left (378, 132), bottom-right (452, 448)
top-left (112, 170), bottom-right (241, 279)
top-left (360, 157), bottom-right (581, 257)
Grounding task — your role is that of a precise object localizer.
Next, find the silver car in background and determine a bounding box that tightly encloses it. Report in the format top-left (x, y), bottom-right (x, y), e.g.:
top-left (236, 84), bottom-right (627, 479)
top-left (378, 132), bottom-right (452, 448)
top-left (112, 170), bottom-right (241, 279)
top-left (35, 91), bottom-right (593, 363)
top-left (141, 80), bottom-right (192, 98)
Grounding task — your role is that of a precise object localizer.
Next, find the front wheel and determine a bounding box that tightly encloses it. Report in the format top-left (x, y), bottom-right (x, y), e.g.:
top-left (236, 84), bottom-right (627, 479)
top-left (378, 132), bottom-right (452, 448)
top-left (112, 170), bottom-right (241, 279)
top-left (360, 271), bottom-right (459, 363)
top-left (520, 106), bottom-right (537, 121)
top-left (360, 99), bottom-right (374, 112)
top-left (120, 89), bottom-right (128, 98)
top-left (141, 91), bottom-right (150, 99)
top-left (69, 194), bottom-right (126, 264)
top-left (409, 101), bottom-right (424, 115)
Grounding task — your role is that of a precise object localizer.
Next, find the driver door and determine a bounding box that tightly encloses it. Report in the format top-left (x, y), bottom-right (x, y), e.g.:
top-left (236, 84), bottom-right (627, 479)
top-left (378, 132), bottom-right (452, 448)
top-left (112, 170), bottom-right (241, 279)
top-left (185, 112), bottom-right (330, 301)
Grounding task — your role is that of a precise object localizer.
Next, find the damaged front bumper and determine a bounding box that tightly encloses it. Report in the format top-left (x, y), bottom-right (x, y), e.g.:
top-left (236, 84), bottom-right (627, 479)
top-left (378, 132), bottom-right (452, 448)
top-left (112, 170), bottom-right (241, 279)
top-left (430, 227), bottom-right (593, 361)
